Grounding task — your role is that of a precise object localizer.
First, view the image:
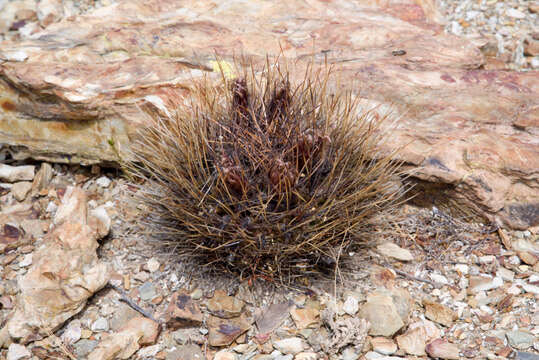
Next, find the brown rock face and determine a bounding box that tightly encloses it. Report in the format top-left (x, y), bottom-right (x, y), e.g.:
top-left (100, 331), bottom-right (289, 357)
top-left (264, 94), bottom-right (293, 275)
top-left (0, 0), bottom-right (537, 229)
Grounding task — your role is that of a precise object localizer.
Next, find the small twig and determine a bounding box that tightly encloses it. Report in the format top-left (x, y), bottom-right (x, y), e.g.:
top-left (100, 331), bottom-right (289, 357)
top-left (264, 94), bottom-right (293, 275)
top-left (382, 265), bottom-right (442, 288)
top-left (108, 283), bottom-right (161, 323)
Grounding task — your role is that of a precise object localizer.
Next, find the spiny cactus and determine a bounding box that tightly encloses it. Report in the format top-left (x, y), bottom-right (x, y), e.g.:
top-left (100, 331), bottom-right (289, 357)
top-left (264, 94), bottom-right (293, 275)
top-left (127, 61), bottom-right (407, 280)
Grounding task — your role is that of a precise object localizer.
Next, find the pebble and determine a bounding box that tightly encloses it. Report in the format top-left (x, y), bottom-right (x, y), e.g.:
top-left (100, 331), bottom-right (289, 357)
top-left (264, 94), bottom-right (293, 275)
top-left (0, 164), bottom-right (35, 182)
top-left (430, 273), bottom-right (449, 284)
top-left (18, 254), bottom-right (32, 267)
top-left (137, 344), bottom-right (162, 357)
top-left (96, 176), bottom-right (112, 188)
top-left (214, 350), bottom-right (238, 360)
top-left (91, 317), bottom-right (109, 332)
top-left (506, 330), bottom-right (535, 349)
top-left (342, 347), bottom-right (361, 360)
top-left (74, 339), bottom-right (98, 358)
top-left (11, 181), bottom-right (32, 201)
top-left (139, 281), bottom-right (157, 301)
top-left (454, 264), bottom-right (469, 275)
top-left (7, 343), bottom-right (31, 360)
top-left (62, 319), bottom-right (82, 344)
top-left (46, 201), bottom-right (58, 213)
top-left (506, 8), bottom-right (526, 19)
top-left (425, 339), bottom-right (460, 360)
top-left (343, 296), bottom-right (359, 315)
top-left (273, 337), bottom-right (304, 354)
top-left (496, 267), bottom-right (515, 282)
top-left (371, 337), bottom-right (397, 355)
top-left (376, 242), bottom-right (413, 261)
top-left (146, 257), bottom-right (160, 273)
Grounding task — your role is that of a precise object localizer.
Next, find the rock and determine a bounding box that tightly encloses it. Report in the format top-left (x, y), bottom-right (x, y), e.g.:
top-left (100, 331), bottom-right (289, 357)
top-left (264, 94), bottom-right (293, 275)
top-left (36, 0), bottom-right (63, 27)
top-left (522, 284), bottom-right (539, 295)
top-left (342, 296), bottom-right (359, 315)
top-left (110, 303), bottom-right (140, 331)
top-left (396, 326), bottom-right (427, 356)
top-left (518, 252), bottom-right (538, 265)
top-left (91, 317), bottom-right (109, 332)
top-left (0, 0), bottom-right (537, 230)
top-left (516, 351), bottom-right (539, 360)
top-left (136, 344), bottom-right (162, 358)
top-left (165, 290), bottom-right (203, 329)
top-left (294, 352), bottom-right (318, 360)
top-left (31, 163), bottom-right (52, 194)
top-left (11, 182), bottom-right (32, 201)
top-left (146, 257), bottom-right (160, 273)
top-left (74, 339), bottom-right (99, 358)
top-left (53, 186), bottom-right (88, 225)
top-left (207, 290), bottom-right (244, 319)
top-left (376, 242), bottom-right (413, 261)
top-left (172, 328), bottom-right (205, 345)
top-left (371, 337), bottom-right (397, 355)
top-left (469, 275), bottom-right (503, 293)
top-left (423, 299), bottom-right (456, 327)
top-left (273, 337), bottom-right (304, 355)
top-left (0, 165), bottom-right (35, 183)
top-left (20, 219), bottom-right (44, 239)
top-left (359, 290), bottom-right (409, 337)
top-left (290, 306), bottom-right (319, 330)
top-left (17, 254), bottom-right (32, 268)
top-left (61, 320), bottom-right (82, 344)
top-left (425, 339), bottom-right (460, 360)
top-left (214, 350), bottom-right (238, 360)
top-left (207, 314), bottom-right (251, 347)
top-left (96, 176), bottom-right (112, 188)
top-left (7, 343), bottom-right (31, 360)
top-left (88, 206), bottom-right (111, 238)
top-left (506, 8), bottom-right (526, 19)
top-left (506, 330), bottom-right (535, 350)
top-left (257, 302), bottom-right (293, 334)
top-left (139, 282), bottom-right (156, 301)
top-left (0, 187), bottom-right (109, 346)
top-left (87, 317), bottom-right (160, 360)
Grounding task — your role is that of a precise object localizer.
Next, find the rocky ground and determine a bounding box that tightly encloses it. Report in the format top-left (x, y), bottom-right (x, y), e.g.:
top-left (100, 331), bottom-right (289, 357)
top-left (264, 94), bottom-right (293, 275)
top-left (0, 161), bottom-right (538, 360)
top-left (0, 0), bottom-right (538, 359)
top-left (439, 0), bottom-right (538, 70)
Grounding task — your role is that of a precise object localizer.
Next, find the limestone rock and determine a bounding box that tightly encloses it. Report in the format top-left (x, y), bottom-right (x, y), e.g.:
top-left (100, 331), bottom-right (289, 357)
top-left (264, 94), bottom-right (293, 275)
top-left (0, 165), bottom-right (34, 183)
top-left (207, 314), bottom-right (251, 347)
top-left (87, 317), bottom-right (160, 360)
top-left (7, 343), bottom-right (30, 360)
top-left (371, 337), bottom-right (397, 355)
top-left (31, 163), bottom-right (53, 195)
top-left (273, 337), bottom-right (304, 355)
top-left (425, 339), bottom-right (460, 360)
top-left (376, 242), bottom-right (413, 262)
top-left (0, 0), bottom-right (537, 229)
top-left (165, 290), bottom-right (204, 329)
top-left (290, 306), bottom-right (320, 330)
top-left (359, 291), bottom-right (406, 337)
top-left (396, 326), bottom-right (427, 356)
top-left (0, 186), bottom-right (109, 346)
top-left (207, 290), bottom-right (244, 319)
top-left (422, 299), bottom-right (456, 327)
top-left (11, 182), bottom-right (32, 202)
top-left (256, 302), bottom-right (293, 334)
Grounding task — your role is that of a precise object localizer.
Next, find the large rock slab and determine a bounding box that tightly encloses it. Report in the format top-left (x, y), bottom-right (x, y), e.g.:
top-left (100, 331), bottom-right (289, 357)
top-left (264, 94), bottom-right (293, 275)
top-left (0, 0), bottom-right (537, 229)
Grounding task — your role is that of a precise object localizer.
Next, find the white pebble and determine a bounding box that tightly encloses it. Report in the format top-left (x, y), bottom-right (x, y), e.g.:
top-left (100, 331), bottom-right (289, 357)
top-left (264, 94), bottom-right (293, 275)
top-left (96, 176), bottom-right (111, 188)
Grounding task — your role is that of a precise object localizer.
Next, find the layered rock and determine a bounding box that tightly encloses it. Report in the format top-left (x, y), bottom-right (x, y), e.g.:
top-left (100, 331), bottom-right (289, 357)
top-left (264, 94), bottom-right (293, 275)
top-left (0, 0), bottom-right (537, 228)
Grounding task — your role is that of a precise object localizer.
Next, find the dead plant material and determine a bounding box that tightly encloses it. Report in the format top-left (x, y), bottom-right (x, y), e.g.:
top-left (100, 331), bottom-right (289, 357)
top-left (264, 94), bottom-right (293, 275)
top-left (127, 60), bottom-right (407, 279)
